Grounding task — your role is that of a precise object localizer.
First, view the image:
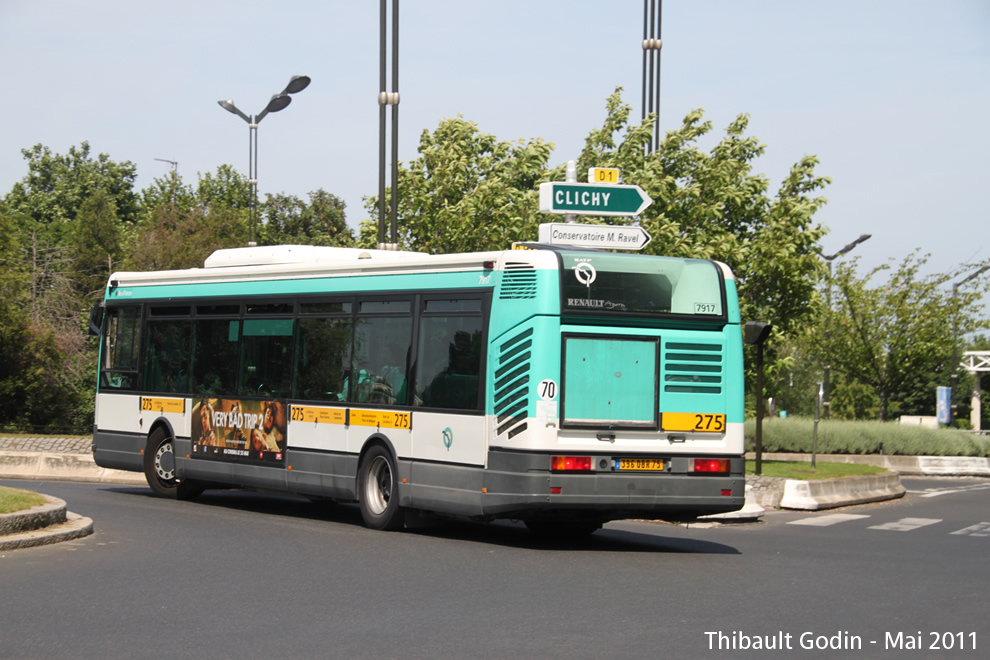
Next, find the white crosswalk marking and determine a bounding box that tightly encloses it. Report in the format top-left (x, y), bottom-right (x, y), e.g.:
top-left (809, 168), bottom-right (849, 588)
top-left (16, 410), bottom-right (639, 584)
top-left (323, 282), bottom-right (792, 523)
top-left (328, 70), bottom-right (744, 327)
top-left (950, 522), bottom-right (990, 537)
top-left (868, 517), bottom-right (942, 532)
top-left (787, 514), bottom-right (871, 527)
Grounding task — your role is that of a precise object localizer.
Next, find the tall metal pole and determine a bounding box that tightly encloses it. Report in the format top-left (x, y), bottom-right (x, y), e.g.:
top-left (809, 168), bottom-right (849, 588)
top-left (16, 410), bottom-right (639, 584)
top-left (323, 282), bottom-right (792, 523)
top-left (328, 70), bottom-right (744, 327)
top-left (391, 0), bottom-right (399, 246)
top-left (250, 118), bottom-right (258, 246)
top-left (646, 0), bottom-right (655, 149)
top-left (641, 1), bottom-right (648, 133)
top-left (378, 0), bottom-right (387, 247)
top-left (755, 341), bottom-right (764, 475)
top-left (378, 0), bottom-right (399, 250)
top-left (745, 321), bottom-right (771, 475)
top-left (641, 0), bottom-right (662, 155)
top-left (654, 0), bottom-right (662, 152)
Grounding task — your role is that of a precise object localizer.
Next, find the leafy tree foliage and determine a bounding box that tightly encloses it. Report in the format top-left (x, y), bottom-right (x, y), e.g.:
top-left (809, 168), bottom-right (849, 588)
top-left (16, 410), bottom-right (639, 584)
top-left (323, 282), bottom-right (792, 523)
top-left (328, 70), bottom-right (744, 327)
top-left (0, 207), bottom-right (88, 430)
top-left (359, 116), bottom-right (553, 252)
top-left (72, 189), bottom-right (122, 298)
top-left (124, 166), bottom-right (252, 271)
top-left (260, 189), bottom-right (354, 247)
top-left (810, 253), bottom-right (990, 420)
top-left (5, 142), bottom-right (138, 248)
top-left (552, 89), bottom-right (828, 343)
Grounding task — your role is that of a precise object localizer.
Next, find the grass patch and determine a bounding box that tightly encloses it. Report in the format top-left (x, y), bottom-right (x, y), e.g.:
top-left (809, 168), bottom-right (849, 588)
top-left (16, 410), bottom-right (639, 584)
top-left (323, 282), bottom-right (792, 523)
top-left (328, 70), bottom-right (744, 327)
top-left (747, 460), bottom-right (887, 480)
top-left (746, 418), bottom-right (990, 457)
top-left (0, 486), bottom-right (47, 514)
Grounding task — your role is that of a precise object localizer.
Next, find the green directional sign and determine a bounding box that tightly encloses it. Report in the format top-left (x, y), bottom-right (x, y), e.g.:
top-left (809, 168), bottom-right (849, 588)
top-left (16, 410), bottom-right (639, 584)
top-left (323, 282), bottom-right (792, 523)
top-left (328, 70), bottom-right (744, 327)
top-left (539, 182), bottom-right (653, 217)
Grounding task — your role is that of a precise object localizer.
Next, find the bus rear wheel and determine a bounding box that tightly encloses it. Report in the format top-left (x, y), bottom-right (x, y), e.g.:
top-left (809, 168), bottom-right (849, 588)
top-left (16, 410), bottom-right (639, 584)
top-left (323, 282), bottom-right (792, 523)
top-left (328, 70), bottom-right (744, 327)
top-left (143, 427), bottom-right (203, 500)
top-left (358, 445), bottom-right (405, 531)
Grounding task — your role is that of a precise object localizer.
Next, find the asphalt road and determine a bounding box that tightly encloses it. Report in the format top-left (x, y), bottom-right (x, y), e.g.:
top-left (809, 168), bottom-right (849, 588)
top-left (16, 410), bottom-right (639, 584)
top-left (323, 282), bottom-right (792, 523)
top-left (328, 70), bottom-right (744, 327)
top-left (1, 477), bottom-right (987, 659)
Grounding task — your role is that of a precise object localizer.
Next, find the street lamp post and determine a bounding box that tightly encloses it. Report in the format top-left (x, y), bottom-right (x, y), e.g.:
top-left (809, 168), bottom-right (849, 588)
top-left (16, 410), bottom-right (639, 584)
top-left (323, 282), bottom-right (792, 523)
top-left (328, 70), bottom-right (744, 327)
top-left (218, 75), bottom-right (311, 246)
top-left (745, 321), bottom-right (772, 475)
top-left (819, 233), bottom-right (871, 419)
top-left (950, 265), bottom-right (990, 426)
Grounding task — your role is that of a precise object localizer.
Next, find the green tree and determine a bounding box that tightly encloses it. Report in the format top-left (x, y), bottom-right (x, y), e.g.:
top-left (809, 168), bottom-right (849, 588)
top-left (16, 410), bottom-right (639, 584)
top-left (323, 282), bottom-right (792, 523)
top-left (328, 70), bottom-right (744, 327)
top-left (358, 116), bottom-right (553, 253)
top-left (0, 206), bottom-right (88, 431)
top-left (260, 189), bottom-right (354, 247)
top-left (552, 89), bottom-right (828, 342)
top-left (4, 142), bottom-right (138, 248)
top-left (196, 164), bottom-right (252, 210)
top-left (125, 166), bottom-right (251, 271)
top-left (811, 253), bottom-right (990, 420)
top-left (71, 189), bottom-right (122, 298)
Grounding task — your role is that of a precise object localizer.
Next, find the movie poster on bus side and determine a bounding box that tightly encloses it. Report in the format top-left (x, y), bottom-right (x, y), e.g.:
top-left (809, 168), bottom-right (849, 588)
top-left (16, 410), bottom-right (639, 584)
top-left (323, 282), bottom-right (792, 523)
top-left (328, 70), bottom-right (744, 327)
top-left (191, 397), bottom-right (287, 466)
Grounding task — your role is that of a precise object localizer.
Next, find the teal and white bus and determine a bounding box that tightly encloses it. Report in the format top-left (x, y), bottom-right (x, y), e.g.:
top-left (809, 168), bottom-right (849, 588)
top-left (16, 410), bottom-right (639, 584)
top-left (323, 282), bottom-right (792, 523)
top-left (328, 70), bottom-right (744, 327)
top-left (91, 243), bottom-right (745, 535)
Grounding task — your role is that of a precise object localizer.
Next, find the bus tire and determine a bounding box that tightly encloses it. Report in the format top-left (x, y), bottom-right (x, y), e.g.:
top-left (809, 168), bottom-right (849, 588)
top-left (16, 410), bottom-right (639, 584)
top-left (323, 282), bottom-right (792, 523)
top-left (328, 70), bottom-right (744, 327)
top-left (143, 427), bottom-right (203, 501)
top-left (358, 445), bottom-right (405, 531)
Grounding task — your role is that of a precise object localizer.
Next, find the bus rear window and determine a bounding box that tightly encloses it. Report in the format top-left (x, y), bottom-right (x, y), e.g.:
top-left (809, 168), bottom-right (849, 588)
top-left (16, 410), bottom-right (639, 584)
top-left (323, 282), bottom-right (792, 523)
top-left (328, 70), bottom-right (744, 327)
top-left (560, 252), bottom-right (724, 318)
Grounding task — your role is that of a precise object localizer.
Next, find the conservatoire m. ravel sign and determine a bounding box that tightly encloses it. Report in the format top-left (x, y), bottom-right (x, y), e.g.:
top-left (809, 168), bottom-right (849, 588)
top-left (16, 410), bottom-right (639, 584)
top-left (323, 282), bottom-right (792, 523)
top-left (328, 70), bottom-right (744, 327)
top-left (538, 223), bottom-right (652, 250)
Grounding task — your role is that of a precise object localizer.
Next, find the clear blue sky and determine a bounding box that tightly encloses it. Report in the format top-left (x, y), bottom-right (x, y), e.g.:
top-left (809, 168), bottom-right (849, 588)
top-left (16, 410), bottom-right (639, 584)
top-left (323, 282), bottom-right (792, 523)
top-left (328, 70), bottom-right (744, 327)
top-left (1, 0), bottom-right (988, 289)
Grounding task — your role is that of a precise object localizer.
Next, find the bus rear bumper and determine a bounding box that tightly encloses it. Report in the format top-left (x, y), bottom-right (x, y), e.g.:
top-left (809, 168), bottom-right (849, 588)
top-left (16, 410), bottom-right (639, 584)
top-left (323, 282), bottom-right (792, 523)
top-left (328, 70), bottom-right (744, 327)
top-left (480, 450), bottom-right (745, 521)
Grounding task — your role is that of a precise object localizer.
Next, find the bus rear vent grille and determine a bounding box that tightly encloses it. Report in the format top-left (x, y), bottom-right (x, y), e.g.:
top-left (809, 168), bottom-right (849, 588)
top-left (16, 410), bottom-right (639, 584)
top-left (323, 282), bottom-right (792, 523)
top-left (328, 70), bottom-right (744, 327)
top-left (494, 328), bottom-right (533, 439)
top-left (663, 341), bottom-right (723, 394)
top-left (499, 263), bottom-right (537, 300)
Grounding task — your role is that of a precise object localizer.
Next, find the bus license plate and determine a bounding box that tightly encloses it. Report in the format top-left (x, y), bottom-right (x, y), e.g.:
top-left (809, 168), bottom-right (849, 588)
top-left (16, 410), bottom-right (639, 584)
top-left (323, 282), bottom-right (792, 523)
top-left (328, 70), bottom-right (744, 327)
top-left (662, 413), bottom-right (726, 433)
top-left (615, 458), bottom-right (665, 471)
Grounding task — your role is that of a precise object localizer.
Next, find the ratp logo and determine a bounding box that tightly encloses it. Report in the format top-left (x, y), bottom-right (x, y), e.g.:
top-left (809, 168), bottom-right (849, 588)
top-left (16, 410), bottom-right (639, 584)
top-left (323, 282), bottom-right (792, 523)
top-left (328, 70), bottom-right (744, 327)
top-left (442, 427), bottom-right (453, 451)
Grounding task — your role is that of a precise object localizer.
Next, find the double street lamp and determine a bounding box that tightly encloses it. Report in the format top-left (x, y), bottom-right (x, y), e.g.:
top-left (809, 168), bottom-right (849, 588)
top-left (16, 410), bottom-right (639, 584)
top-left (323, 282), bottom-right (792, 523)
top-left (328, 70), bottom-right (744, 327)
top-left (819, 233), bottom-right (872, 418)
top-left (218, 75), bottom-right (311, 246)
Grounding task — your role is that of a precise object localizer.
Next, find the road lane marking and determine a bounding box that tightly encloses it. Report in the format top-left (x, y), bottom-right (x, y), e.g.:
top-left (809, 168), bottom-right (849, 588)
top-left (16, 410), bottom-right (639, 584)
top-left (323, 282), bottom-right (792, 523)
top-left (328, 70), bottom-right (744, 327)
top-left (950, 522), bottom-right (990, 537)
top-left (787, 514), bottom-right (871, 527)
top-left (868, 517), bottom-right (941, 532)
top-left (905, 483), bottom-right (990, 498)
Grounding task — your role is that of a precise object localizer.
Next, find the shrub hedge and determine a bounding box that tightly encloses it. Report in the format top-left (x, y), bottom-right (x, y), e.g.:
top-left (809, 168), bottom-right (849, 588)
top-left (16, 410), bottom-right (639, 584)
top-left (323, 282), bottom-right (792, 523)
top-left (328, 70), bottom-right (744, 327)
top-left (744, 418), bottom-right (990, 457)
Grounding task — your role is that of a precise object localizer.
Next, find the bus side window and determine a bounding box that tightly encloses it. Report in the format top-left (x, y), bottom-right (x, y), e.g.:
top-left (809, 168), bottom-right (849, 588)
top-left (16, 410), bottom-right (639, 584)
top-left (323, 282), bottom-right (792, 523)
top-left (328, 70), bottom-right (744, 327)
top-left (416, 299), bottom-right (484, 411)
top-left (294, 317), bottom-right (352, 402)
top-left (144, 320), bottom-right (192, 394)
top-left (193, 319), bottom-right (240, 395)
top-left (100, 306), bottom-right (141, 390)
top-left (239, 318), bottom-right (294, 397)
top-left (351, 305), bottom-right (412, 405)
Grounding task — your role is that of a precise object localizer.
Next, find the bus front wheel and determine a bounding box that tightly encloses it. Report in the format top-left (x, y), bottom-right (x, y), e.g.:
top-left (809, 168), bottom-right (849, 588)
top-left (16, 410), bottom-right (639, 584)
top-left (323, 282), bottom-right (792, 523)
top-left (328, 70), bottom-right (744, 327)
top-left (358, 445), bottom-right (405, 531)
top-left (143, 427), bottom-right (203, 500)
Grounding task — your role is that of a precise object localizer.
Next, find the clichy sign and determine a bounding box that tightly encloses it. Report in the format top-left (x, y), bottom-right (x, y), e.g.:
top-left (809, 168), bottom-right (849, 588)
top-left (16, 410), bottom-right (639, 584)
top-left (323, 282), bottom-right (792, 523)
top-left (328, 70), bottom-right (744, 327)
top-left (538, 181), bottom-right (652, 217)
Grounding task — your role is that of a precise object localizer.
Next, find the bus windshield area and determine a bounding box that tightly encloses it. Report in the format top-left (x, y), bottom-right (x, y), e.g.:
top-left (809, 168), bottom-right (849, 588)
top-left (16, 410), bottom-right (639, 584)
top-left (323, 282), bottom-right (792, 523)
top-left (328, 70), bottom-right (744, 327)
top-left (559, 251), bottom-right (724, 318)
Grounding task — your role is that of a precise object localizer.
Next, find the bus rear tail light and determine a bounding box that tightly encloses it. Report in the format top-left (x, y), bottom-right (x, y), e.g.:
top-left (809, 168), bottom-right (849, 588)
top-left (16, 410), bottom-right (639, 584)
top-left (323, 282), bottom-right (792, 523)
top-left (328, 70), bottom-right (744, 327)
top-left (551, 456), bottom-right (592, 472)
top-left (691, 459), bottom-right (730, 473)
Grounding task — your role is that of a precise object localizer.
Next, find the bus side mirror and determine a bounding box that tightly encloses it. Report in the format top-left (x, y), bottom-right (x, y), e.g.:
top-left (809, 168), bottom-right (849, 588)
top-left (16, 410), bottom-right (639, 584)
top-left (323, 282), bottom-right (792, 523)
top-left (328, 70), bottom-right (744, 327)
top-left (88, 302), bottom-right (104, 336)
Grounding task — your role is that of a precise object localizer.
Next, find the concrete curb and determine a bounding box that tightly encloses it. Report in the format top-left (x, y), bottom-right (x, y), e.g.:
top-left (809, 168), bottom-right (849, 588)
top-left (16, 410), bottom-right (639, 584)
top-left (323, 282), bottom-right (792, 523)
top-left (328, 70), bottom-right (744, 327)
top-left (700, 484), bottom-right (765, 521)
top-left (752, 452), bottom-right (990, 477)
top-left (0, 494), bottom-right (94, 551)
top-left (0, 451), bottom-right (145, 485)
top-left (779, 472), bottom-right (906, 511)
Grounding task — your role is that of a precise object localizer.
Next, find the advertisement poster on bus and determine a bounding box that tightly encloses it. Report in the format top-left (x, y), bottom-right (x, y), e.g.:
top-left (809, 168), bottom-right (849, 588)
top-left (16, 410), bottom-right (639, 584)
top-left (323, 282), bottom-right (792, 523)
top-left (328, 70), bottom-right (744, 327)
top-left (191, 397), bottom-right (287, 466)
